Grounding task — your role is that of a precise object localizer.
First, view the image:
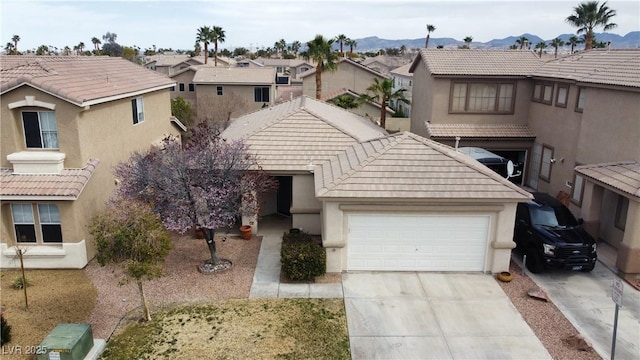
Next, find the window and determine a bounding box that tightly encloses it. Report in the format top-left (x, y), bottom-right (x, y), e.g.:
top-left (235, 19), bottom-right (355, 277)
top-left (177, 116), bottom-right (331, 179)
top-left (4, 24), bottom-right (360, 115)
top-left (615, 195), bottom-right (629, 231)
top-left (571, 172), bottom-right (585, 206)
top-left (216, 86), bottom-right (223, 96)
top-left (576, 87), bottom-right (586, 112)
top-left (254, 86), bottom-right (270, 102)
top-left (12, 204), bottom-right (36, 243)
top-left (11, 204), bottom-right (62, 243)
top-left (170, 86), bottom-right (175, 92)
top-left (555, 85), bottom-right (569, 108)
top-left (131, 97), bottom-right (144, 125)
top-left (22, 111), bottom-right (58, 149)
top-left (532, 82), bottom-right (553, 105)
top-left (188, 83), bottom-right (195, 92)
top-left (179, 83), bottom-right (185, 92)
top-left (449, 82), bottom-right (515, 113)
top-left (38, 204), bottom-right (62, 242)
top-left (539, 145), bottom-right (554, 182)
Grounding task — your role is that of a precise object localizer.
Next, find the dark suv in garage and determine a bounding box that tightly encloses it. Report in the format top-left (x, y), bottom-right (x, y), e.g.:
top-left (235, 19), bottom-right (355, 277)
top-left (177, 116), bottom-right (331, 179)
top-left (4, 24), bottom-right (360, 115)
top-left (514, 192), bottom-right (597, 273)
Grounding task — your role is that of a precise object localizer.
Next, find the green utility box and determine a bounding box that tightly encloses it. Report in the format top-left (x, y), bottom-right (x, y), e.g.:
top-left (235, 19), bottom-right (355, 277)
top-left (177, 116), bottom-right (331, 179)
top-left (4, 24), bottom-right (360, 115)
top-left (37, 323), bottom-right (94, 360)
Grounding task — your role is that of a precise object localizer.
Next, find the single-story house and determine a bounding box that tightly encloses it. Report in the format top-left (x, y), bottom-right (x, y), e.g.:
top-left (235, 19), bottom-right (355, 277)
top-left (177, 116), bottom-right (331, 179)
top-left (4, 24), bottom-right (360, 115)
top-left (223, 96), bottom-right (532, 273)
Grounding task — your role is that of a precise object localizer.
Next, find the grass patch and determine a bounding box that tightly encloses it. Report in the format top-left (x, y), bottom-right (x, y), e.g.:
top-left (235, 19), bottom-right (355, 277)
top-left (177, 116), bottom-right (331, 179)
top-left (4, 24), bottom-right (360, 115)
top-left (101, 298), bottom-right (350, 360)
top-left (0, 269), bottom-right (97, 360)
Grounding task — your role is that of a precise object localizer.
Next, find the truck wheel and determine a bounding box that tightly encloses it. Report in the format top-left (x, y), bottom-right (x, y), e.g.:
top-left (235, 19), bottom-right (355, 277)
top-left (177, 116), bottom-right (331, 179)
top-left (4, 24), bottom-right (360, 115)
top-left (525, 249), bottom-right (543, 274)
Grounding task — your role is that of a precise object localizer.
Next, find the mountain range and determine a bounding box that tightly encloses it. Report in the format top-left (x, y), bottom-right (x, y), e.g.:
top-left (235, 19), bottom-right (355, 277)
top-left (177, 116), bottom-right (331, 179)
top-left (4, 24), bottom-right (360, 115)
top-left (351, 32), bottom-right (640, 51)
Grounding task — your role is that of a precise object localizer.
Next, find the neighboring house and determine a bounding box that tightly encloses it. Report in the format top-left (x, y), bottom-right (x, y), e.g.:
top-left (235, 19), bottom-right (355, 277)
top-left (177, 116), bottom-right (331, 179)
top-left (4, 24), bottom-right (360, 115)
top-left (256, 58), bottom-right (315, 82)
top-left (390, 62), bottom-right (413, 117)
top-left (526, 50), bottom-right (640, 277)
top-left (409, 49), bottom-right (544, 185)
top-left (0, 56), bottom-right (182, 269)
top-left (320, 88), bottom-right (396, 129)
top-left (222, 96), bottom-right (531, 273)
top-left (360, 54), bottom-right (414, 77)
top-left (236, 58), bottom-right (265, 68)
top-left (145, 54), bottom-right (235, 76)
top-left (409, 48), bottom-right (640, 278)
top-left (169, 66), bottom-right (198, 107)
top-left (192, 66), bottom-right (277, 118)
top-left (301, 58), bottom-right (388, 99)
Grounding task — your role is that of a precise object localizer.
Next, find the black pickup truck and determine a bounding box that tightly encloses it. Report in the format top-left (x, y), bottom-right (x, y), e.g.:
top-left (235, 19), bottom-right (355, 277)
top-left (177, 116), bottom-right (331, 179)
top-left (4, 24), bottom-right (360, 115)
top-left (514, 192), bottom-right (597, 273)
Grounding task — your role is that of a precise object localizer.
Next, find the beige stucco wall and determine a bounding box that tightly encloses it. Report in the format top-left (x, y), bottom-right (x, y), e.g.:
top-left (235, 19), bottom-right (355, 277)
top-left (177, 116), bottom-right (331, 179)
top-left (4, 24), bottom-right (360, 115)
top-left (291, 174), bottom-right (321, 234)
top-left (196, 83), bottom-right (274, 119)
top-left (1, 86), bottom-right (179, 268)
top-left (320, 201), bottom-right (518, 273)
top-left (302, 62), bottom-right (385, 98)
top-left (170, 70), bottom-right (197, 106)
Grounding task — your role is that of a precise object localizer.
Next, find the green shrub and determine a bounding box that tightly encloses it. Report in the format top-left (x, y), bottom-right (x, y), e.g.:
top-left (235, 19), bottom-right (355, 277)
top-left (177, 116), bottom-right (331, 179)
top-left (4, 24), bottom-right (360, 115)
top-left (281, 231), bottom-right (326, 281)
top-left (11, 276), bottom-right (30, 289)
top-left (1, 313), bottom-right (11, 345)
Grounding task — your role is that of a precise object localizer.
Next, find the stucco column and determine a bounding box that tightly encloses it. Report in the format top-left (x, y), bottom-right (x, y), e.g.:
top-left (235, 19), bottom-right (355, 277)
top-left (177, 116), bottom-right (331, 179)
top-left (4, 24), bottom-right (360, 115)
top-left (490, 203), bottom-right (517, 274)
top-left (580, 182), bottom-right (603, 240)
top-left (616, 199), bottom-right (640, 275)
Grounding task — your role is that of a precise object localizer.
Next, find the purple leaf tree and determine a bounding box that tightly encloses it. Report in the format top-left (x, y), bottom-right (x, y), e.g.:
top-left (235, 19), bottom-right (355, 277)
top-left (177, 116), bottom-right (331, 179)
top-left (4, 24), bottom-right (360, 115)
top-left (114, 122), bottom-right (277, 271)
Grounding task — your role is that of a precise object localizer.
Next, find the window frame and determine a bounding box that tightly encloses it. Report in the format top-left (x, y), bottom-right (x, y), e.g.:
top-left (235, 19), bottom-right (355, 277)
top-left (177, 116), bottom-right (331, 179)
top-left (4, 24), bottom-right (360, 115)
top-left (448, 81), bottom-right (516, 114)
top-left (38, 204), bottom-right (63, 243)
top-left (21, 110), bottom-right (59, 149)
top-left (188, 83), bottom-right (195, 92)
top-left (216, 86), bottom-right (223, 96)
top-left (575, 87), bottom-right (586, 113)
top-left (555, 84), bottom-right (569, 108)
top-left (179, 83), bottom-right (185, 92)
top-left (254, 86), bottom-right (270, 103)
top-left (539, 144), bottom-right (554, 183)
top-left (532, 81), bottom-right (554, 105)
top-left (11, 203), bottom-right (37, 243)
top-left (570, 169), bottom-right (585, 206)
top-left (131, 96), bottom-right (145, 125)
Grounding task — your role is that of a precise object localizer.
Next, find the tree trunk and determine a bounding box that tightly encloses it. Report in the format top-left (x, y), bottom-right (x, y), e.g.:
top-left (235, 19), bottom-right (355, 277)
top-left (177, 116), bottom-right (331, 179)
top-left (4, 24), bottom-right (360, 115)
top-left (380, 96), bottom-right (387, 130)
top-left (18, 249), bottom-right (29, 311)
top-left (586, 31), bottom-right (593, 50)
top-left (214, 42), bottom-right (218, 66)
top-left (204, 44), bottom-right (208, 64)
top-left (137, 280), bottom-right (152, 322)
top-left (204, 228), bottom-right (219, 265)
top-left (425, 34), bottom-right (430, 48)
top-left (315, 65), bottom-right (322, 100)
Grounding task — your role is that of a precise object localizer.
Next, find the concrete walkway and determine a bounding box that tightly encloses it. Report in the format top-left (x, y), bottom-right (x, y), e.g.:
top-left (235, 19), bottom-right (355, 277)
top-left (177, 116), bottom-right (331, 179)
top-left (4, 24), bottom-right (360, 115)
top-left (513, 253), bottom-right (640, 360)
top-left (249, 215), bottom-right (343, 298)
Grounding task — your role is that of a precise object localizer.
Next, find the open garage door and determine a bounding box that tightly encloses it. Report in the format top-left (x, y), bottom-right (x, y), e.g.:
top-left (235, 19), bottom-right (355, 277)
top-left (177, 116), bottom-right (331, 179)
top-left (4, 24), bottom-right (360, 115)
top-left (347, 213), bottom-right (490, 271)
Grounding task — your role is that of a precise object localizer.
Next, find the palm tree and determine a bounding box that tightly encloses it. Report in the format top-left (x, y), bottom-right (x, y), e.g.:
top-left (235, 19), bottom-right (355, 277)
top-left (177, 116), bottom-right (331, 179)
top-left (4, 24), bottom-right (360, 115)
top-left (194, 42), bottom-right (202, 56)
top-left (63, 46), bottom-right (71, 56)
top-left (567, 35), bottom-right (582, 53)
top-left (91, 37), bottom-right (101, 55)
top-left (212, 26), bottom-right (225, 66)
top-left (425, 25), bottom-right (436, 48)
top-left (463, 36), bottom-right (473, 49)
top-left (5, 42), bottom-right (15, 55)
top-left (400, 45), bottom-right (407, 55)
top-left (11, 34), bottom-right (20, 53)
top-left (301, 35), bottom-right (338, 100)
top-left (565, 1), bottom-right (617, 50)
top-left (516, 36), bottom-right (529, 49)
top-left (535, 41), bottom-right (547, 58)
top-left (196, 26), bottom-right (212, 64)
top-left (289, 40), bottom-right (302, 56)
top-left (77, 42), bottom-right (85, 55)
top-left (550, 37), bottom-right (565, 58)
top-left (345, 38), bottom-right (357, 56)
top-left (274, 39), bottom-right (286, 56)
top-left (360, 78), bottom-right (410, 130)
top-left (335, 34), bottom-right (348, 57)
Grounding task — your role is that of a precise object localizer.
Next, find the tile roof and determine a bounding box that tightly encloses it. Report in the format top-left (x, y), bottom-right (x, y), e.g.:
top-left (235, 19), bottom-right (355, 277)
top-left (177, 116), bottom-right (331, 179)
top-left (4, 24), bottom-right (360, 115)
top-left (0, 159), bottom-right (100, 200)
top-left (575, 161), bottom-right (640, 199)
top-left (257, 58), bottom-right (315, 68)
top-left (300, 58), bottom-right (389, 79)
top-left (426, 123), bottom-right (536, 138)
top-left (1, 56), bottom-right (174, 107)
top-left (409, 49), bottom-right (544, 76)
top-left (390, 62), bottom-right (413, 77)
top-left (192, 67), bottom-right (275, 84)
top-left (144, 54), bottom-right (193, 66)
top-left (533, 49), bottom-right (640, 89)
top-left (221, 96), bottom-right (387, 172)
top-left (315, 132), bottom-right (532, 200)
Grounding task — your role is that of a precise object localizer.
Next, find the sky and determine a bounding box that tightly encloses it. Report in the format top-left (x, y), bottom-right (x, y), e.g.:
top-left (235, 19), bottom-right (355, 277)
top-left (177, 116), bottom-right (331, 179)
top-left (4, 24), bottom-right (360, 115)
top-left (2, 0), bottom-right (639, 52)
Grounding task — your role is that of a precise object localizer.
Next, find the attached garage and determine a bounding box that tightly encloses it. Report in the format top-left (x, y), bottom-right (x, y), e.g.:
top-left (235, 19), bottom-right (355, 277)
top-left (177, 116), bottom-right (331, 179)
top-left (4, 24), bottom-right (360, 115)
top-left (347, 213), bottom-right (490, 271)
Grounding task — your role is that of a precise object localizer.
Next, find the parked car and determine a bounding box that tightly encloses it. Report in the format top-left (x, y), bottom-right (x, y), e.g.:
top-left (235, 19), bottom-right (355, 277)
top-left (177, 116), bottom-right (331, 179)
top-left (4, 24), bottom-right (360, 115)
top-left (514, 192), bottom-right (597, 273)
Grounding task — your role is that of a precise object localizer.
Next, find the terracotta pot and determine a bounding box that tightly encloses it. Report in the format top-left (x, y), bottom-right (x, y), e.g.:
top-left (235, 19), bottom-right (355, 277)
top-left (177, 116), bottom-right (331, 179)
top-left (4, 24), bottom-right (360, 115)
top-left (497, 271), bottom-right (515, 282)
top-left (239, 225), bottom-right (252, 240)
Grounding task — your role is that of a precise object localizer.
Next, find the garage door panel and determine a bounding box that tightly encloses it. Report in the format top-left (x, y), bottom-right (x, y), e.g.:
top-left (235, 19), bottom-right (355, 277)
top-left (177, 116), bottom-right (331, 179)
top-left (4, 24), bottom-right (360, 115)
top-left (347, 214), bottom-right (489, 272)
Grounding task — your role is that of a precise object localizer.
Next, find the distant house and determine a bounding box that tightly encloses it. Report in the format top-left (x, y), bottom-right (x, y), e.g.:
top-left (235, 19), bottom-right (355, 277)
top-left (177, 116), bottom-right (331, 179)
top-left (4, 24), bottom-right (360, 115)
top-left (390, 62), bottom-right (413, 117)
top-left (360, 54), bottom-right (414, 77)
top-left (320, 88), bottom-right (396, 129)
top-left (1, 56), bottom-right (182, 269)
top-left (409, 49), bottom-right (640, 278)
top-left (145, 54), bottom-right (236, 75)
top-left (256, 58), bottom-right (315, 82)
top-left (300, 58), bottom-right (388, 99)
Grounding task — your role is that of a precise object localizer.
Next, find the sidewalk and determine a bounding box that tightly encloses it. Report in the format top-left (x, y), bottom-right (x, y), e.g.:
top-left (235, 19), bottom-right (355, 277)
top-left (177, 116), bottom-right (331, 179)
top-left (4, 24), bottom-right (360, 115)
top-left (248, 216), bottom-right (343, 299)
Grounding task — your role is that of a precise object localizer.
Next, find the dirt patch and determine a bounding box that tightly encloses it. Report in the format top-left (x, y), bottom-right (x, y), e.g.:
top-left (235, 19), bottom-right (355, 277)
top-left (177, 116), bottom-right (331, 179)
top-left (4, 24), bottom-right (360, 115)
top-left (0, 269), bottom-right (97, 360)
top-left (84, 232), bottom-right (261, 340)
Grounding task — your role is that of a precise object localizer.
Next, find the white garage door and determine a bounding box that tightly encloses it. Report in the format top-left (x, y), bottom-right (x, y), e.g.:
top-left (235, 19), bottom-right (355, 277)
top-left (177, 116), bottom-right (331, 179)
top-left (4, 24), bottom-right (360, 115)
top-left (347, 213), bottom-right (490, 272)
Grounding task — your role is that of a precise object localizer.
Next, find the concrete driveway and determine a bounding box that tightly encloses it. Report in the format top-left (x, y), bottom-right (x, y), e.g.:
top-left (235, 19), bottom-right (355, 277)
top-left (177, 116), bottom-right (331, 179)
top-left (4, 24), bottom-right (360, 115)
top-left (516, 258), bottom-right (640, 360)
top-left (342, 272), bottom-right (551, 359)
